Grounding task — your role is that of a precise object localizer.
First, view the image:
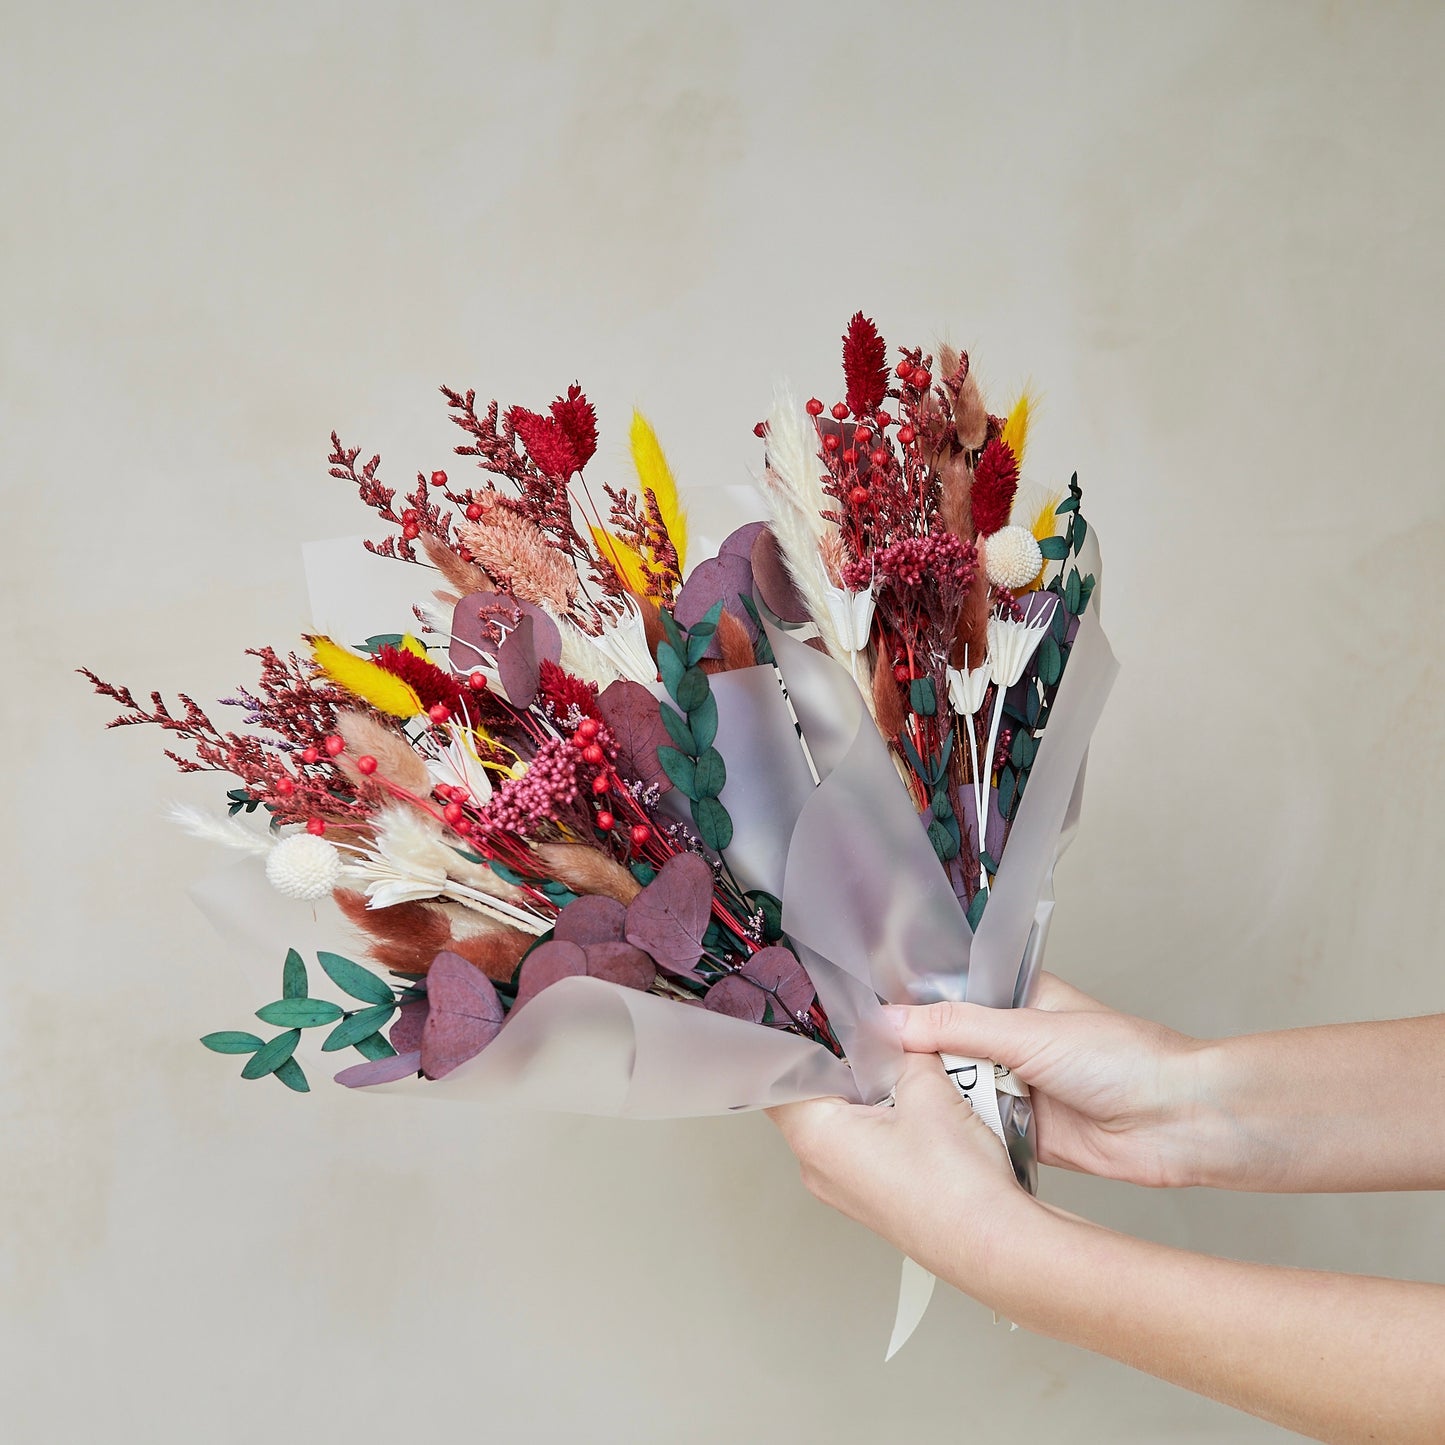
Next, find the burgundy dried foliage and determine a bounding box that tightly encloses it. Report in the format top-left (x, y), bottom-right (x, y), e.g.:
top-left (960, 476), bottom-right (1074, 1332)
top-left (420, 951), bottom-right (505, 1080)
top-left (624, 851), bottom-right (714, 977)
top-left (596, 679), bottom-right (673, 794)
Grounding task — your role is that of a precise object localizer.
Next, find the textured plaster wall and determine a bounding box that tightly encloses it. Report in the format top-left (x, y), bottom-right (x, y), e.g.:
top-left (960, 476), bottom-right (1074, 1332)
top-left (4, 3), bottom-right (1443, 1441)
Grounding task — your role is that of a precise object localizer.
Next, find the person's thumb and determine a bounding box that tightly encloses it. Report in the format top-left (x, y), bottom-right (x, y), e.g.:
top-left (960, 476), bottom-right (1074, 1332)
top-left (887, 1000), bottom-right (1061, 1075)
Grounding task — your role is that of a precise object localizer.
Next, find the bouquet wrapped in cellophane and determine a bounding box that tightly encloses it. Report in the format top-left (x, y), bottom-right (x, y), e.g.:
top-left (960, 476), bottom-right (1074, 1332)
top-left (83, 314), bottom-right (1115, 1351)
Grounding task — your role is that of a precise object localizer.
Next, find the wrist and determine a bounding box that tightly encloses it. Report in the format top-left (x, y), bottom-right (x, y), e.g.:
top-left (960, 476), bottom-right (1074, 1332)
top-left (1171, 1035), bottom-right (1252, 1190)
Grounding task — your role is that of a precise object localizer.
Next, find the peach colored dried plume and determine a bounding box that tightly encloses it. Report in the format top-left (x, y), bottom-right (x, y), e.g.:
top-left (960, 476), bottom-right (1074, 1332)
top-left (955, 370), bottom-right (989, 450)
top-left (335, 710), bottom-right (432, 794)
top-left (335, 889), bottom-right (451, 973)
top-left (715, 608), bottom-right (755, 672)
top-left (633, 591), bottom-right (665, 660)
top-left (531, 841), bottom-right (642, 903)
top-left (871, 660), bottom-right (907, 738)
top-left (456, 491), bottom-right (581, 613)
top-left (819, 531), bottom-right (846, 589)
top-left (422, 532), bottom-right (493, 595)
top-left (939, 454), bottom-right (975, 541)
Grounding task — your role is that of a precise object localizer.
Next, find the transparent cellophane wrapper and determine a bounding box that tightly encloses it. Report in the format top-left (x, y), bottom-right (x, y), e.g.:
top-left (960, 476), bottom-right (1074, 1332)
top-left (194, 533), bottom-right (1117, 1353)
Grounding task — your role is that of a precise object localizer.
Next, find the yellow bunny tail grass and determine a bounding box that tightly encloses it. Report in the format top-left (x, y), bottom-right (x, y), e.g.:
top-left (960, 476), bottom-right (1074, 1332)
top-left (399, 633), bottom-right (427, 658)
top-left (629, 409), bottom-right (687, 570)
top-left (1001, 385), bottom-right (1037, 468)
top-left (1020, 490), bottom-right (1064, 593)
top-left (310, 635), bottom-right (424, 718)
top-left (589, 525), bottom-right (655, 597)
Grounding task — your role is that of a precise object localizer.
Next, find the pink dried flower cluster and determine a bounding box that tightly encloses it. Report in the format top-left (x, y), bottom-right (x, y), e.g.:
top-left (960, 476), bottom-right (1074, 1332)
top-left (478, 727), bottom-right (614, 839)
top-left (844, 531), bottom-right (976, 591)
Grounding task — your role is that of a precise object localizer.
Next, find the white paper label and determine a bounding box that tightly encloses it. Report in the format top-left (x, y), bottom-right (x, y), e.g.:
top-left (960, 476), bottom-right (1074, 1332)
top-left (939, 1053), bottom-right (1009, 1145)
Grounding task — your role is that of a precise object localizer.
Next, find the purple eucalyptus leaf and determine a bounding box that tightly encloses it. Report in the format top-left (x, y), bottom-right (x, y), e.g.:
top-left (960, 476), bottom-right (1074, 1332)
top-left (718, 521), bottom-right (768, 562)
top-left (335, 1049), bottom-right (423, 1088)
top-left (389, 998), bottom-right (428, 1054)
top-left (448, 590), bottom-right (562, 689)
top-left (497, 613), bottom-right (542, 709)
top-left (750, 527), bottom-right (810, 623)
top-left (552, 894), bottom-right (628, 947)
top-left (512, 939), bottom-right (587, 1009)
top-left (581, 941), bottom-right (656, 991)
top-left (740, 945), bottom-right (816, 1018)
top-left (624, 851), bottom-right (714, 978)
top-left (597, 679), bottom-right (672, 793)
top-left (703, 975), bottom-right (767, 1023)
top-left (673, 553), bottom-right (758, 656)
top-left (419, 951), bottom-right (505, 1079)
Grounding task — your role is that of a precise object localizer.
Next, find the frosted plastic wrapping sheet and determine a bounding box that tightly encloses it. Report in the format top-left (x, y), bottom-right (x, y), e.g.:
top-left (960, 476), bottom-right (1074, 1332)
top-left (192, 535), bottom-right (1116, 1349)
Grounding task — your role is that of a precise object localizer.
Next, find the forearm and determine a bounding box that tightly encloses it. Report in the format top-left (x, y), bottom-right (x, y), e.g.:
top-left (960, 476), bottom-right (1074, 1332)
top-left (1190, 1015), bottom-right (1445, 1191)
top-left (926, 1205), bottom-right (1445, 1445)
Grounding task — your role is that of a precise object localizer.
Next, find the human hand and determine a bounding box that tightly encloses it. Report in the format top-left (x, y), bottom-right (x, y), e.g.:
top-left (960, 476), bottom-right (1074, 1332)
top-left (767, 1051), bottom-right (1039, 1294)
top-left (891, 974), bottom-right (1212, 1189)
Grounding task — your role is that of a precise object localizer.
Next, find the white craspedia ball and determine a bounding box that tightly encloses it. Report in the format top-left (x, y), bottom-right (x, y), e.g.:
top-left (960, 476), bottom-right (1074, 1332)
top-left (265, 833), bottom-right (343, 901)
top-left (982, 525), bottom-right (1044, 590)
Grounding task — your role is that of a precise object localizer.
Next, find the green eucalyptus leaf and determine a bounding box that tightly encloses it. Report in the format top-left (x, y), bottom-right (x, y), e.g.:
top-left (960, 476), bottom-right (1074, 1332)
top-left (1065, 569), bottom-right (1083, 615)
top-left (317, 951), bottom-right (396, 1006)
top-left (255, 998), bottom-right (344, 1028)
top-left (659, 702), bottom-right (697, 756)
top-left (926, 818), bottom-right (958, 861)
top-left (657, 746), bottom-right (698, 797)
top-left (240, 1030), bottom-right (301, 1080)
top-left (676, 666), bottom-right (709, 713)
top-left (691, 796), bottom-right (733, 850)
top-left (282, 948), bottom-right (308, 1000)
top-left (1037, 535), bottom-right (1069, 560)
top-left (273, 1058), bottom-right (310, 1093)
top-left (908, 677), bottom-right (936, 716)
top-left (359, 634), bottom-right (406, 655)
top-left (353, 1033), bottom-right (398, 1062)
top-left (657, 641), bottom-right (685, 700)
top-left (689, 690), bottom-right (719, 752)
top-left (979, 850), bottom-right (1000, 873)
top-left (1011, 731), bottom-right (1036, 769)
top-left (323, 1004), bottom-right (398, 1053)
top-left (1025, 686), bottom-right (1041, 728)
top-left (200, 1031), bottom-right (264, 1055)
top-left (966, 890), bottom-right (988, 929)
top-left (692, 748), bottom-right (726, 799)
top-left (659, 609), bottom-right (685, 657)
top-left (1054, 495), bottom-right (1079, 514)
top-left (1037, 635), bottom-right (1063, 687)
top-left (630, 860), bottom-right (656, 885)
top-left (997, 767), bottom-right (1017, 817)
top-left (1073, 515), bottom-right (1089, 553)
top-left (930, 788), bottom-right (953, 821)
top-left (686, 628), bottom-right (712, 667)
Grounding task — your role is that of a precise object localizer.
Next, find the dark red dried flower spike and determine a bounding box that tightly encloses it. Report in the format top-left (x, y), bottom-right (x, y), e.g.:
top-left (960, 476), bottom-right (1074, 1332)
top-left (507, 406), bottom-right (579, 479)
top-left (548, 384), bottom-right (598, 472)
top-left (372, 645), bottom-right (465, 715)
top-left (970, 437), bottom-right (1021, 536)
top-left (841, 312), bottom-right (889, 420)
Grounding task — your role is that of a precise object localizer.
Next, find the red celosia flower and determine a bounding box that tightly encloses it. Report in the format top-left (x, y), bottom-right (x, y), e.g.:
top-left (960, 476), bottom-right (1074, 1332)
top-left (548, 384), bottom-right (598, 472)
top-left (507, 406), bottom-right (579, 478)
top-left (537, 659), bottom-right (601, 721)
top-left (372, 645), bottom-right (465, 714)
top-left (970, 438), bottom-right (1020, 536)
top-left (842, 312), bottom-right (889, 419)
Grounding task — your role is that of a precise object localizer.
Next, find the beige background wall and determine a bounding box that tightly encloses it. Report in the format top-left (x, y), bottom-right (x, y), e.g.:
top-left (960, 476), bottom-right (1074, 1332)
top-left (5, 2), bottom-right (1444, 1441)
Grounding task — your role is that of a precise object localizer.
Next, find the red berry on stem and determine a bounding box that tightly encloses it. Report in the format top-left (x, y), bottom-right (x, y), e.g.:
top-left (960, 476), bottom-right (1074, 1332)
top-left (854, 426), bottom-right (872, 446)
top-left (630, 824), bottom-right (651, 846)
top-left (443, 802), bottom-right (464, 826)
top-left (806, 398), bottom-right (824, 417)
top-left (842, 449), bottom-right (858, 466)
top-left (912, 367), bottom-right (931, 389)
top-left (830, 402), bottom-right (849, 420)
top-left (274, 776), bottom-right (296, 797)
top-left (752, 421), bottom-right (767, 438)
top-left (324, 735), bottom-right (346, 757)
top-left (597, 811), bottom-right (615, 832)
top-left (870, 448), bottom-right (888, 467)
top-left (427, 703), bottom-right (451, 724)
top-left (306, 817), bottom-right (326, 836)
top-left (898, 424), bottom-right (916, 445)
top-left (893, 662), bottom-right (911, 682)
top-left (465, 502), bottom-right (483, 521)
top-left (300, 746), bottom-right (320, 765)
top-left (849, 487), bottom-right (869, 508)
top-left (823, 434), bottom-right (840, 453)
top-left (402, 508), bottom-right (418, 524)
top-left (582, 742), bottom-right (604, 766)
top-left (895, 360), bottom-right (913, 379)
top-left (402, 521), bottom-right (420, 540)
top-left (356, 755), bottom-right (378, 775)
top-left (430, 470), bottom-right (447, 487)
top-left (577, 717), bottom-right (600, 740)
top-left (591, 774), bottom-right (611, 795)
top-left (874, 412), bottom-right (892, 428)
top-left (468, 671), bottom-right (487, 691)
